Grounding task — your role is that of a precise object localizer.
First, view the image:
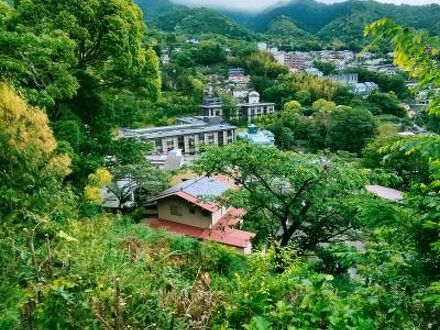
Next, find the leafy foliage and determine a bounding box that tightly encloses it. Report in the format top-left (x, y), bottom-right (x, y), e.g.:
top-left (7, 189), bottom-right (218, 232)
top-left (195, 143), bottom-right (366, 251)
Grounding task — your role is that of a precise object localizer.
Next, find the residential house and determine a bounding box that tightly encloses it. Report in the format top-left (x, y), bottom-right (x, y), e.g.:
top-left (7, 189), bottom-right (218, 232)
top-left (101, 179), bottom-right (136, 211)
top-left (147, 176), bottom-right (255, 254)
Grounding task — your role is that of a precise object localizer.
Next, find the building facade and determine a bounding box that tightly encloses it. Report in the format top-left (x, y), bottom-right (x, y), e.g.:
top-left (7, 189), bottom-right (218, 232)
top-left (200, 92), bottom-right (276, 123)
top-left (119, 117), bottom-right (237, 155)
top-left (285, 53), bottom-right (305, 71)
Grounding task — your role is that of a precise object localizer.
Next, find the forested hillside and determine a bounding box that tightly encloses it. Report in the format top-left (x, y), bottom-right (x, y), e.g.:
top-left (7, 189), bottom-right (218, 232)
top-left (136, 0), bottom-right (440, 50)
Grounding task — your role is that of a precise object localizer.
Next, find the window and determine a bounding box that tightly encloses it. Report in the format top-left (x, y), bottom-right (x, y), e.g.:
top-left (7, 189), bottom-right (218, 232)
top-left (202, 210), bottom-right (210, 217)
top-left (218, 132), bottom-right (224, 146)
top-left (189, 206), bottom-right (196, 214)
top-left (170, 204), bottom-right (182, 216)
top-left (178, 136), bottom-right (185, 149)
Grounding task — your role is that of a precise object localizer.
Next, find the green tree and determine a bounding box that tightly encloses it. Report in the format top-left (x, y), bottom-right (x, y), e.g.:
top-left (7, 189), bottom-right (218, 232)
top-left (0, 14), bottom-right (78, 108)
top-left (325, 107), bottom-right (376, 153)
top-left (0, 84), bottom-right (75, 226)
top-left (313, 60), bottom-right (337, 75)
top-left (13, 0), bottom-right (161, 100)
top-left (311, 98), bottom-right (337, 114)
top-left (367, 91), bottom-right (407, 117)
top-left (366, 18), bottom-right (440, 310)
top-left (283, 100), bottom-right (303, 119)
top-left (220, 93), bottom-right (238, 121)
top-left (106, 164), bottom-right (169, 211)
top-left (196, 143), bottom-right (366, 252)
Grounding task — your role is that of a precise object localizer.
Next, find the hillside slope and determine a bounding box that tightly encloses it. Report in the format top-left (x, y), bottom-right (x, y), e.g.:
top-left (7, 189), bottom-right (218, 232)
top-left (135, 0), bottom-right (440, 49)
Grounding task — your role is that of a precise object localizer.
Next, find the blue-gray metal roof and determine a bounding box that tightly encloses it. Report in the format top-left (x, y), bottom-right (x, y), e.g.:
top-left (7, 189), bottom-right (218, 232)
top-left (163, 177), bottom-right (230, 198)
top-left (119, 122), bottom-right (236, 139)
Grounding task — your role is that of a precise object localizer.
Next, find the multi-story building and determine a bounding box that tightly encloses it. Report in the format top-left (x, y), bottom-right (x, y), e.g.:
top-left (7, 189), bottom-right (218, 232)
top-left (237, 91), bottom-right (276, 123)
top-left (285, 53), bottom-right (305, 71)
top-left (228, 68), bottom-right (251, 87)
top-left (199, 97), bottom-right (223, 117)
top-left (119, 117), bottom-right (237, 156)
top-left (200, 92), bottom-right (276, 123)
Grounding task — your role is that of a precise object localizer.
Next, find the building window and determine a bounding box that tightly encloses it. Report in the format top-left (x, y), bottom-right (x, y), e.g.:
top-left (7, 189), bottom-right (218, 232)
top-left (202, 210), bottom-right (210, 217)
top-left (155, 138), bottom-right (163, 154)
top-left (189, 206), bottom-right (196, 214)
top-left (218, 132), bottom-right (224, 146)
top-left (170, 204), bottom-right (182, 216)
top-left (166, 139), bottom-right (174, 151)
top-left (178, 136), bottom-right (184, 150)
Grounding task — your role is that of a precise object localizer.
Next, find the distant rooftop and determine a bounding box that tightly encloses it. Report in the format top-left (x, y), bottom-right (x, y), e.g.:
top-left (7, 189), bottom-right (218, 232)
top-left (238, 125), bottom-right (275, 146)
top-left (163, 177), bottom-right (231, 199)
top-left (365, 185), bottom-right (403, 202)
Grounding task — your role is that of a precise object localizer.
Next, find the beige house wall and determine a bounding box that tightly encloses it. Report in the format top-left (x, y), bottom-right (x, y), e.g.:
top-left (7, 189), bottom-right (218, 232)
top-left (158, 196), bottom-right (215, 228)
top-left (211, 206), bottom-right (228, 224)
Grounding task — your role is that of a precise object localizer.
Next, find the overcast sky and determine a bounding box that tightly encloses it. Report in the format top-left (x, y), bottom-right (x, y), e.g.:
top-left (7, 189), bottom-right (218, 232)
top-left (173, 0), bottom-right (440, 11)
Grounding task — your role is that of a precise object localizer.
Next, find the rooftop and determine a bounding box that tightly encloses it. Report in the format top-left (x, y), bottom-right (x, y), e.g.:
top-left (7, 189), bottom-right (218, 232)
top-left (238, 102), bottom-right (275, 107)
top-left (149, 176), bottom-right (238, 212)
top-left (119, 122), bottom-right (236, 139)
top-left (238, 128), bottom-right (275, 146)
top-left (365, 185), bottom-right (403, 202)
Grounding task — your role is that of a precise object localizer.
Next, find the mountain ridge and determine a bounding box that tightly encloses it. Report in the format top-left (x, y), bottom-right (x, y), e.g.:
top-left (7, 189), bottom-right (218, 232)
top-left (135, 0), bottom-right (440, 50)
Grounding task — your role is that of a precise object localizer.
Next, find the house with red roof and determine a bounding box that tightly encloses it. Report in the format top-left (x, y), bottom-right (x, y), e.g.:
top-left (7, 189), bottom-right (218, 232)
top-left (146, 176), bottom-right (255, 254)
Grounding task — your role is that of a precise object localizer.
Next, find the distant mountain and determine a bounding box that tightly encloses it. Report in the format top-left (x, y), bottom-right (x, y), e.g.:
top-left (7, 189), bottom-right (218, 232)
top-left (228, 0), bottom-right (440, 49)
top-left (135, 0), bottom-right (440, 50)
top-left (135, 0), bottom-right (254, 39)
top-left (265, 16), bottom-right (322, 50)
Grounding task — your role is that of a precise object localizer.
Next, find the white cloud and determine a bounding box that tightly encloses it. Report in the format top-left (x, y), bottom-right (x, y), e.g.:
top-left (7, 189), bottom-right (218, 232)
top-left (172, 0), bottom-right (440, 11)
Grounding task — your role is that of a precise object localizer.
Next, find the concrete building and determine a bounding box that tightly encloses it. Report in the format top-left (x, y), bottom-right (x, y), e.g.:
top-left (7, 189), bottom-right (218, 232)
top-left (305, 67), bottom-right (324, 77)
top-left (237, 92), bottom-right (276, 123)
top-left (119, 117), bottom-right (237, 156)
top-left (328, 73), bottom-right (359, 84)
top-left (353, 82), bottom-right (379, 95)
top-left (147, 149), bottom-right (185, 171)
top-left (365, 185), bottom-right (403, 202)
top-left (200, 97), bottom-right (223, 117)
top-left (238, 124), bottom-right (275, 146)
top-left (200, 92), bottom-right (276, 123)
top-left (147, 176), bottom-right (255, 254)
top-left (285, 53), bottom-right (305, 71)
top-left (160, 53), bottom-right (170, 65)
top-left (228, 68), bottom-right (250, 87)
top-left (328, 74), bottom-right (378, 95)
top-left (257, 42), bottom-right (268, 51)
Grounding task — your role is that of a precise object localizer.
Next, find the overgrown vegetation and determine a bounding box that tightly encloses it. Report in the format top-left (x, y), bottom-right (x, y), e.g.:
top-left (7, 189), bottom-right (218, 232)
top-left (0, 0), bottom-right (439, 328)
